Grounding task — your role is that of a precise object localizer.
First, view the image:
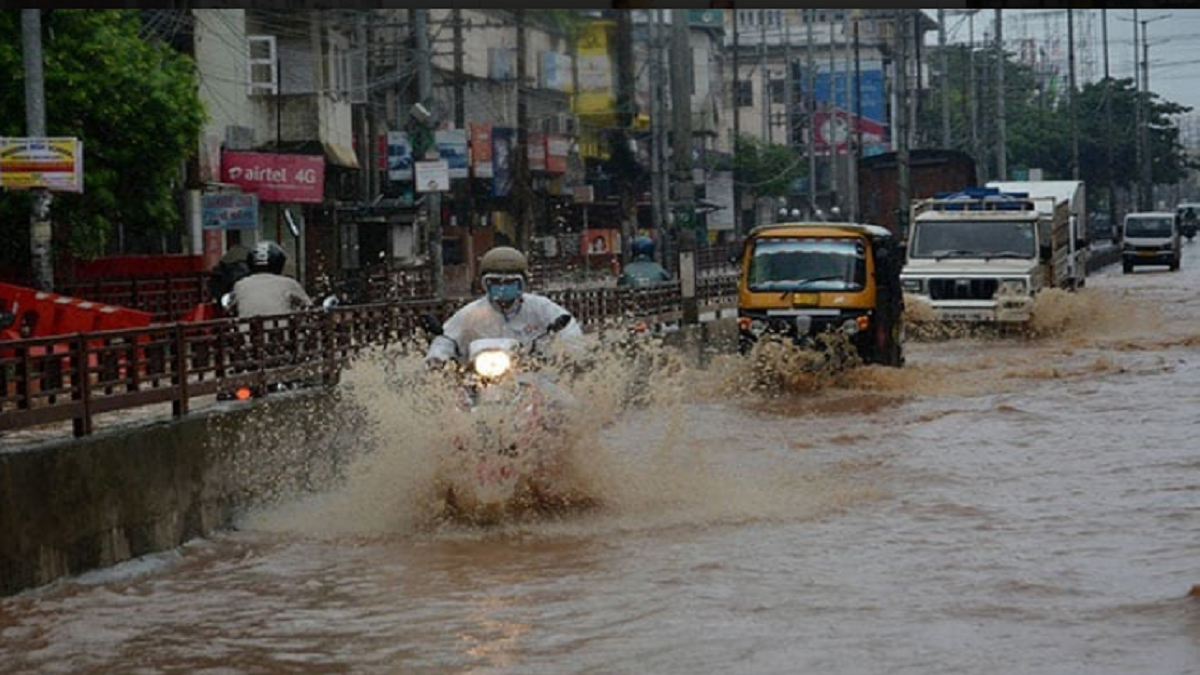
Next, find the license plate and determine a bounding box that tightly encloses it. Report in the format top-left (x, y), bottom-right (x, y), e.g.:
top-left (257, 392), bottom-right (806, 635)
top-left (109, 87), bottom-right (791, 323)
top-left (1137, 251), bottom-right (1157, 257)
top-left (792, 292), bottom-right (819, 306)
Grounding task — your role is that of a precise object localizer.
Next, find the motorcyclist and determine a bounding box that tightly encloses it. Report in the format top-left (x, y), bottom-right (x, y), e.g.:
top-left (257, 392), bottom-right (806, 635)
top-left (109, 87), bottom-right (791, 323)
top-left (208, 244), bottom-right (251, 304)
top-left (227, 241), bottom-right (312, 317)
top-left (616, 236), bottom-right (671, 288)
top-left (426, 246), bottom-right (584, 368)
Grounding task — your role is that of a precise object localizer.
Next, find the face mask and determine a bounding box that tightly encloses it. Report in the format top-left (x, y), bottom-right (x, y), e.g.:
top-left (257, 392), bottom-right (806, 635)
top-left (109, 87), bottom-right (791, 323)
top-left (486, 280), bottom-right (523, 304)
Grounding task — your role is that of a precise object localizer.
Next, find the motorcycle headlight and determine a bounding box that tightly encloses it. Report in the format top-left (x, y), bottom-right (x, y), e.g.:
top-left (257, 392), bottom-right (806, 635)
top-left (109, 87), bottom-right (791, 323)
top-left (473, 350), bottom-right (513, 379)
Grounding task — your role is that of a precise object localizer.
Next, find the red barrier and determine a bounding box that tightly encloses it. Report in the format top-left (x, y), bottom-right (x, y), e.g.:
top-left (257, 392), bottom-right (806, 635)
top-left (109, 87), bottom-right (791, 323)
top-left (0, 282), bottom-right (153, 339)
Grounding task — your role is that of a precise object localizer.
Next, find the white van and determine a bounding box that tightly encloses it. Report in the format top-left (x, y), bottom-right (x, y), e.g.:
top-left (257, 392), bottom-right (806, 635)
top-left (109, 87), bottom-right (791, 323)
top-left (1121, 211), bottom-right (1181, 273)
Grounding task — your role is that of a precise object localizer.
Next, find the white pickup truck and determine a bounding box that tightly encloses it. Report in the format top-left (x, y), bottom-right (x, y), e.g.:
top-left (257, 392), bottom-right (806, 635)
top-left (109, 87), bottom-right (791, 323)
top-left (900, 181), bottom-right (1088, 324)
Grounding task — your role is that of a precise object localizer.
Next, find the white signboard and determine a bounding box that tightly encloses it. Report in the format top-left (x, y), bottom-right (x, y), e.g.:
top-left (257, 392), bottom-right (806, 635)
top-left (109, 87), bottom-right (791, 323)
top-left (706, 171), bottom-right (734, 231)
top-left (415, 160), bottom-right (449, 192)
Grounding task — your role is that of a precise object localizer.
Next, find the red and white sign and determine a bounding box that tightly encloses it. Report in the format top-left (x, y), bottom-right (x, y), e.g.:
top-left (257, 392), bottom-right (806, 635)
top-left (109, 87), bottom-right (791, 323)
top-left (527, 132), bottom-right (547, 172)
top-left (813, 111), bottom-right (887, 155)
top-left (221, 152), bottom-right (325, 203)
top-left (545, 134), bottom-right (569, 174)
top-left (471, 124), bottom-right (493, 178)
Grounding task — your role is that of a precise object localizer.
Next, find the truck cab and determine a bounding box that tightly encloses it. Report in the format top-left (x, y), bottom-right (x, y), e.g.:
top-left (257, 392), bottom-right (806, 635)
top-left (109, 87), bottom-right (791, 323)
top-left (736, 222), bottom-right (905, 367)
top-left (1122, 211), bottom-right (1181, 273)
top-left (901, 184), bottom-right (1087, 325)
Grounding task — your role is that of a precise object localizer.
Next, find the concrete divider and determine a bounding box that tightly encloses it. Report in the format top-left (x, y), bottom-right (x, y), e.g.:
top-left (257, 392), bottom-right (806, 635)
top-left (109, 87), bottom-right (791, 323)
top-left (0, 390), bottom-right (352, 596)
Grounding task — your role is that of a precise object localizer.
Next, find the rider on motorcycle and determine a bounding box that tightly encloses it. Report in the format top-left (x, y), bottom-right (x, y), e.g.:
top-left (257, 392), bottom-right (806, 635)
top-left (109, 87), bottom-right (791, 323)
top-left (426, 246), bottom-right (584, 368)
top-left (227, 241), bottom-right (312, 317)
top-left (617, 235), bottom-right (672, 288)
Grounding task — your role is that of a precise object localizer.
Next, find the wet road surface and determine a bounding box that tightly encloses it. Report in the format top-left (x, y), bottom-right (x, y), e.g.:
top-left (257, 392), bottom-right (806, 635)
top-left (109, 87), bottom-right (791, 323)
top-left (2, 245), bottom-right (1199, 675)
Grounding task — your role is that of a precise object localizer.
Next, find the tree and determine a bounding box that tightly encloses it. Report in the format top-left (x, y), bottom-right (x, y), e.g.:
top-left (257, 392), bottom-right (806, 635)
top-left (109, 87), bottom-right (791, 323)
top-left (732, 132), bottom-right (805, 200)
top-left (0, 9), bottom-right (205, 279)
top-left (919, 42), bottom-right (1196, 199)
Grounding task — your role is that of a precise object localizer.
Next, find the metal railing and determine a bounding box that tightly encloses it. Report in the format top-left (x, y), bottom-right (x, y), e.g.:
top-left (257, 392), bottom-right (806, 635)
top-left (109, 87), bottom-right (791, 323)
top-left (1, 277), bottom-right (738, 438)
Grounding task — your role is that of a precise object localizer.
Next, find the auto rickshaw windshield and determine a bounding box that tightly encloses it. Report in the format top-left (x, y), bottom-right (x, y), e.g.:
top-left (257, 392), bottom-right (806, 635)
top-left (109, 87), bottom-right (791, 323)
top-left (747, 237), bottom-right (866, 292)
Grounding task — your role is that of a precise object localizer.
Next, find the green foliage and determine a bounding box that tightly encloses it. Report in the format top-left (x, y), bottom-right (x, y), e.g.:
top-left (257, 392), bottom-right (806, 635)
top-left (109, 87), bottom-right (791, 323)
top-left (0, 9), bottom-right (206, 260)
top-left (919, 42), bottom-right (1195, 192)
top-left (733, 133), bottom-right (804, 199)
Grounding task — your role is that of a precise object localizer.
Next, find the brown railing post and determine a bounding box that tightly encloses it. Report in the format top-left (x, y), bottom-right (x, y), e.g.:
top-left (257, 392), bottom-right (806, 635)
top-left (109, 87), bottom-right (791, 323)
top-left (18, 343), bottom-right (31, 411)
top-left (73, 334), bottom-right (92, 437)
top-left (173, 322), bottom-right (188, 419)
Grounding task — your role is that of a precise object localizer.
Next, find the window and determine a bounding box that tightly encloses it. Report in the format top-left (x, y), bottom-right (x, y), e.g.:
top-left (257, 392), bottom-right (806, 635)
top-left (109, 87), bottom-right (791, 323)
top-left (247, 35), bottom-right (277, 96)
top-left (770, 79), bottom-right (785, 104)
top-left (735, 80), bottom-right (753, 107)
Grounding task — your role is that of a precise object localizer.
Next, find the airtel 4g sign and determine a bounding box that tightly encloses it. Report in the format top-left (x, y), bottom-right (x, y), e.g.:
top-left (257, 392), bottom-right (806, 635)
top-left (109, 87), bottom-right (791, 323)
top-left (221, 151), bottom-right (325, 203)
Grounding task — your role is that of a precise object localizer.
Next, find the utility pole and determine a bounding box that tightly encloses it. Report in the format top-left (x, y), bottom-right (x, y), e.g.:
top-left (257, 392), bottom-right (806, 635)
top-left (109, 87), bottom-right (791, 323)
top-left (895, 9), bottom-right (911, 239)
top-left (760, 16), bottom-right (769, 143)
top-left (614, 9), bottom-right (636, 266)
top-left (671, 9), bottom-right (698, 324)
top-left (995, 9), bottom-right (1006, 182)
top-left (939, 8), bottom-right (950, 147)
top-left (732, 9), bottom-right (741, 239)
top-left (22, 10), bottom-right (53, 291)
top-left (515, 9), bottom-right (535, 253)
top-left (969, 10), bottom-right (978, 174)
top-left (413, 9), bottom-right (442, 298)
top-left (806, 9), bottom-right (817, 215)
top-left (452, 8), bottom-right (471, 241)
top-left (1069, 9), bottom-right (1079, 180)
top-left (843, 11), bottom-right (856, 221)
top-left (1103, 9), bottom-right (1116, 230)
top-left (650, 10), bottom-right (668, 259)
top-left (1139, 15), bottom-right (1169, 210)
top-left (784, 16), bottom-right (794, 155)
top-left (828, 19), bottom-right (838, 211)
top-left (853, 13), bottom-right (863, 163)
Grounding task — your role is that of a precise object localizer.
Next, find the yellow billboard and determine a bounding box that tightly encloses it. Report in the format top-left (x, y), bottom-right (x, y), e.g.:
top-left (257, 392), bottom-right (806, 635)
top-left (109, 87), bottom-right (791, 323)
top-left (574, 21), bottom-right (615, 118)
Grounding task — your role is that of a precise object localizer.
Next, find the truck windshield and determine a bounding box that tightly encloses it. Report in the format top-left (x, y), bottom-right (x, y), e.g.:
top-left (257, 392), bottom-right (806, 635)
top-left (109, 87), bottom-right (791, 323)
top-left (747, 237), bottom-right (865, 291)
top-left (1125, 217), bottom-right (1173, 237)
top-left (909, 220), bottom-right (1037, 259)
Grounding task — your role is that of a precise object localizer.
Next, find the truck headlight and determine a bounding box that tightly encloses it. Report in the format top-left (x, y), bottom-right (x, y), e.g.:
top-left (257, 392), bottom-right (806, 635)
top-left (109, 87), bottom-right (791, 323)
top-left (901, 278), bottom-right (924, 293)
top-left (997, 278), bottom-right (1027, 296)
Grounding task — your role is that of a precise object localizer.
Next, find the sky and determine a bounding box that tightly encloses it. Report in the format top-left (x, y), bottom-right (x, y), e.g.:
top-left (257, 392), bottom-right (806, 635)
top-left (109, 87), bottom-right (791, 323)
top-left (940, 8), bottom-right (1200, 115)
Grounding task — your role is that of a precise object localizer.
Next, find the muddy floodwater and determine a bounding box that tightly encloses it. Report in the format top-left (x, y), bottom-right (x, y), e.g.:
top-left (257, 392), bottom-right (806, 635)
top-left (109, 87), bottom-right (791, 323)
top-left (2, 251), bottom-right (1199, 675)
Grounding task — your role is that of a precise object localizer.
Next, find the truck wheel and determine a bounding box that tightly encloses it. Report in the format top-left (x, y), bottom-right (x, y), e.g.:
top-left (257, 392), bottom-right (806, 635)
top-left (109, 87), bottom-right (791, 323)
top-left (1170, 260), bottom-right (1180, 272)
top-left (1123, 262), bottom-right (1133, 274)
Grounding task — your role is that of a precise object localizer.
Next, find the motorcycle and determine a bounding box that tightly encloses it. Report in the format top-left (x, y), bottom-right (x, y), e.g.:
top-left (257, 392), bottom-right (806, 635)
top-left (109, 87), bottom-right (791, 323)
top-left (421, 312), bottom-right (594, 524)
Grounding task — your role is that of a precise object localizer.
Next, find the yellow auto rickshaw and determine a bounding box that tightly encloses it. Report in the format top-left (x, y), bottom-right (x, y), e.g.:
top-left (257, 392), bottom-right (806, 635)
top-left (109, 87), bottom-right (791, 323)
top-left (736, 221), bottom-right (905, 367)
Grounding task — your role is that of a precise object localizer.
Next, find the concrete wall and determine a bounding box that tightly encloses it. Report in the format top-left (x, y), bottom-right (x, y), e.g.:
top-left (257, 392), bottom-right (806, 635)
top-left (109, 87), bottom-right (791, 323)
top-left (0, 391), bottom-right (353, 597)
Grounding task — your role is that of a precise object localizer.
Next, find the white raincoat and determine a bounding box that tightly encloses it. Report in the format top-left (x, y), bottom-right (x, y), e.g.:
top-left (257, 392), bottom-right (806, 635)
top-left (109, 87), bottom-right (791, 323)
top-left (426, 293), bottom-right (584, 365)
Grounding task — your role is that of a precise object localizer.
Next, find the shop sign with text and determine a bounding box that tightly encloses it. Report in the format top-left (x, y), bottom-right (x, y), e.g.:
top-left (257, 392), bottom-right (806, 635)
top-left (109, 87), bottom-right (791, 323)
top-left (221, 152), bottom-right (324, 203)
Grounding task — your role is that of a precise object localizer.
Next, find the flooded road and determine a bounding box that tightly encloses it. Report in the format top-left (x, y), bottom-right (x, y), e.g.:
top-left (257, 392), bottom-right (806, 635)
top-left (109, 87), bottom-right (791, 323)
top-left (3, 249), bottom-right (1200, 674)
